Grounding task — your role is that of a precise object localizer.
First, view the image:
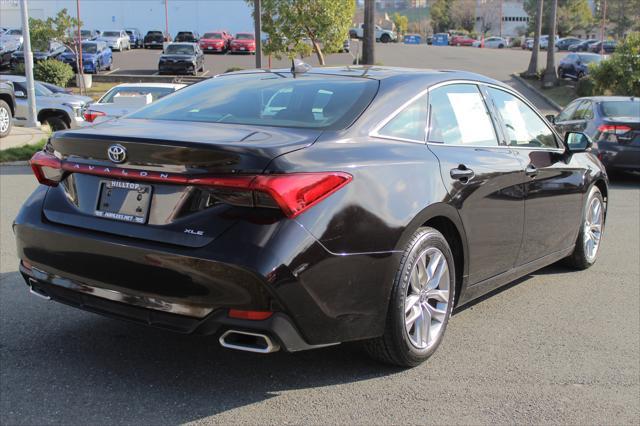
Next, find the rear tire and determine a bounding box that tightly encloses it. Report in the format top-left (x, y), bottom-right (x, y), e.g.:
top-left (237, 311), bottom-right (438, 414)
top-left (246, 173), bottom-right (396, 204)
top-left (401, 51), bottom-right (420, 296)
top-left (0, 99), bottom-right (12, 138)
top-left (364, 227), bottom-right (456, 367)
top-left (380, 34), bottom-right (390, 43)
top-left (42, 116), bottom-right (68, 132)
top-left (564, 186), bottom-right (605, 269)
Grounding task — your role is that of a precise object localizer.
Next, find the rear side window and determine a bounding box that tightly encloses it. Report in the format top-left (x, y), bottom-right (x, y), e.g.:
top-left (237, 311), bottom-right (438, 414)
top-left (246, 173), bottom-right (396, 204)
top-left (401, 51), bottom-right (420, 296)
top-left (574, 101), bottom-right (593, 120)
top-left (130, 74), bottom-right (379, 130)
top-left (377, 94), bottom-right (427, 142)
top-left (428, 84), bottom-right (499, 146)
top-left (557, 100), bottom-right (580, 122)
top-left (487, 87), bottom-right (558, 148)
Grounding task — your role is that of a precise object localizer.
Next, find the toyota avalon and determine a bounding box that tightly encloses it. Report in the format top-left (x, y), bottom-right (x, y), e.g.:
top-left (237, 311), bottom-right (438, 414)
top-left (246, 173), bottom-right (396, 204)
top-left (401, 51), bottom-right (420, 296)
top-left (15, 66), bottom-right (608, 367)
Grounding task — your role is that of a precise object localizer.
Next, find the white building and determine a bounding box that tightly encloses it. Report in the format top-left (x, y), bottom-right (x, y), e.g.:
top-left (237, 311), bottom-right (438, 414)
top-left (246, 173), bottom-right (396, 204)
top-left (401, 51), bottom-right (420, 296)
top-left (0, 0), bottom-right (253, 35)
top-left (475, 0), bottom-right (529, 38)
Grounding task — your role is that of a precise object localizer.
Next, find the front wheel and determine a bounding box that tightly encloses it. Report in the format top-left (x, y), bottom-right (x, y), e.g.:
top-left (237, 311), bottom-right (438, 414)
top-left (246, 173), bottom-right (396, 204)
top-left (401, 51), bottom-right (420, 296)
top-left (364, 227), bottom-right (455, 367)
top-left (43, 116), bottom-right (69, 132)
top-left (380, 34), bottom-right (390, 43)
top-left (565, 186), bottom-right (605, 269)
top-left (0, 99), bottom-right (12, 138)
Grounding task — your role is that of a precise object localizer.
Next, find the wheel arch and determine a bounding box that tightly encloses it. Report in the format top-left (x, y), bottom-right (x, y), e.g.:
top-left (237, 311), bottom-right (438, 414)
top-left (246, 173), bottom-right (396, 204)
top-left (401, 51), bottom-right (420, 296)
top-left (0, 93), bottom-right (14, 115)
top-left (395, 203), bottom-right (469, 306)
top-left (38, 109), bottom-right (71, 127)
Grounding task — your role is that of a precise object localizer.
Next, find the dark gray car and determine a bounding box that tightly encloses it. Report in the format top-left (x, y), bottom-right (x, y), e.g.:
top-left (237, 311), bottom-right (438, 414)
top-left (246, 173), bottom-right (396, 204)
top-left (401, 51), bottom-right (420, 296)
top-left (549, 96), bottom-right (640, 173)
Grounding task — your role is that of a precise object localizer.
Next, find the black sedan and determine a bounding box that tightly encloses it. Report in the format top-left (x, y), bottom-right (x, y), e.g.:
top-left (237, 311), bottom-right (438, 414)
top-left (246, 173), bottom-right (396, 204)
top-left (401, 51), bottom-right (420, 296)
top-left (10, 41), bottom-right (66, 68)
top-left (17, 67), bottom-right (608, 367)
top-left (569, 39), bottom-right (599, 52)
top-left (550, 96), bottom-right (639, 173)
top-left (589, 40), bottom-right (616, 54)
top-left (158, 42), bottom-right (204, 75)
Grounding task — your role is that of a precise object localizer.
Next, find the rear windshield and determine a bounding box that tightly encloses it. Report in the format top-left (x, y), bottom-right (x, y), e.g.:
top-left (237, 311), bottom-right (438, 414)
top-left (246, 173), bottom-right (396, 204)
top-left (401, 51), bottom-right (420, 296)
top-left (204, 33), bottom-right (222, 39)
top-left (600, 101), bottom-right (640, 118)
top-left (147, 31), bottom-right (162, 35)
top-left (130, 73), bottom-right (379, 130)
top-left (100, 86), bottom-right (176, 103)
top-left (81, 30), bottom-right (92, 36)
top-left (81, 43), bottom-right (97, 53)
top-left (103, 31), bottom-right (120, 37)
top-left (235, 33), bottom-right (254, 40)
top-left (164, 44), bottom-right (194, 54)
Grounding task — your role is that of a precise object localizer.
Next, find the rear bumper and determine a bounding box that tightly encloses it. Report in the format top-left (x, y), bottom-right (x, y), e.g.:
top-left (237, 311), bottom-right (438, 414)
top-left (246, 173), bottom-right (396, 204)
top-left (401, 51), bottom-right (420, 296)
top-left (594, 141), bottom-right (640, 172)
top-left (158, 63), bottom-right (194, 74)
top-left (14, 186), bottom-right (400, 346)
top-left (22, 266), bottom-right (327, 352)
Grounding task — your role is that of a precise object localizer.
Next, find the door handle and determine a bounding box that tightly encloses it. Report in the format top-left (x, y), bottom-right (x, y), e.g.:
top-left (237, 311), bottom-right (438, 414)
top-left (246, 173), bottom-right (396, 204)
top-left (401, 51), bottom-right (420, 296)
top-left (450, 166), bottom-right (475, 183)
top-left (525, 164), bottom-right (538, 177)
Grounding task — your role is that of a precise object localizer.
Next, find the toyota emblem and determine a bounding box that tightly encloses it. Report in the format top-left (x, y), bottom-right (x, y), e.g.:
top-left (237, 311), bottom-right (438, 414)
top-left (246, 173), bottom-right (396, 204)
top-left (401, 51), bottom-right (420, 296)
top-left (107, 144), bottom-right (127, 163)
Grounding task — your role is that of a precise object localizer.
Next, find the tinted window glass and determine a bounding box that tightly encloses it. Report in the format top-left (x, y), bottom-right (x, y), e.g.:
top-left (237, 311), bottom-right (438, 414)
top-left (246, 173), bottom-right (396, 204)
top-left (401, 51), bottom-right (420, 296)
top-left (236, 34), bottom-right (254, 40)
top-left (102, 31), bottom-right (120, 37)
top-left (82, 43), bottom-right (97, 53)
top-left (204, 33), bottom-right (223, 39)
top-left (557, 100), bottom-right (580, 121)
top-left (574, 101), bottom-right (593, 120)
top-left (487, 87), bottom-right (558, 148)
top-left (600, 101), bottom-right (640, 117)
top-left (165, 44), bottom-right (194, 54)
top-left (130, 74), bottom-right (378, 130)
top-left (378, 95), bottom-right (427, 141)
top-left (428, 84), bottom-right (499, 146)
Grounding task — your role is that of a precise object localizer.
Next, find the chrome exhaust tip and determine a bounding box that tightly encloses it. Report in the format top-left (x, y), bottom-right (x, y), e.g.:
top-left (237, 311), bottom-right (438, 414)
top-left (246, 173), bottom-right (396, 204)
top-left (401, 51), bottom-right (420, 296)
top-left (219, 330), bottom-right (280, 354)
top-left (28, 279), bottom-right (51, 301)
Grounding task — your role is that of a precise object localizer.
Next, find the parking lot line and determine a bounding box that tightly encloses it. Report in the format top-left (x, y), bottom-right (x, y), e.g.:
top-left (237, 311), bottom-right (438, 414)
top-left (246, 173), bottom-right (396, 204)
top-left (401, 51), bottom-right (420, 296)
top-left (103, 68), bottom-right (120, 75)
top-left (200, 70), bottom-right (210, 76)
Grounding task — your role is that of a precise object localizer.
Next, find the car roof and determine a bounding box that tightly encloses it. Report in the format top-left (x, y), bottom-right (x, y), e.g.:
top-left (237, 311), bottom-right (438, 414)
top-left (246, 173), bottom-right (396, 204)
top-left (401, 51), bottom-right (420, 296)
top-left (224, 65), bottom-right (507, 87)
top-left (166, 42), bottom-right (195, 46)
top-left (574, 96), bottom-right (638, 103)
top-left (109, 83), bottom-right (186, 89)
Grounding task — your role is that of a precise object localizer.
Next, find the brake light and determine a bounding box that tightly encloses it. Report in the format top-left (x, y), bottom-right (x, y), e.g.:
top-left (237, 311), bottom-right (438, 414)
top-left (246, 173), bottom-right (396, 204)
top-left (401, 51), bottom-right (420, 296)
top-left (598, 124), bottom-right (631, 134)
top-left (30, 151), bottom-right (63, 186)
top-left (228, 309), bottom-right (273, 320)
top-left (28, 151), bottom-right (352, 218)
top-left (83, 110), bottom-right (106, 123)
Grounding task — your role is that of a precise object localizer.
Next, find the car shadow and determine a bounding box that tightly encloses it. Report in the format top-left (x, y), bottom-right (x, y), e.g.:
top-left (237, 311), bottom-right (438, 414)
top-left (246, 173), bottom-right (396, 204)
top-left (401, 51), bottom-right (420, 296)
top-left (0, 270), bottom-right (403, 425)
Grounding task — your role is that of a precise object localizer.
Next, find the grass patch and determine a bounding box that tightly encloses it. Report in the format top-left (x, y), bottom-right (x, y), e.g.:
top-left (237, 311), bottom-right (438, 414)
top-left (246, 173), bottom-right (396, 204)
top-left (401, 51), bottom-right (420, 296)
top-left (0, 139), bottom-right (46, 163)
top-left (537, 82), bottom-right (576, 107)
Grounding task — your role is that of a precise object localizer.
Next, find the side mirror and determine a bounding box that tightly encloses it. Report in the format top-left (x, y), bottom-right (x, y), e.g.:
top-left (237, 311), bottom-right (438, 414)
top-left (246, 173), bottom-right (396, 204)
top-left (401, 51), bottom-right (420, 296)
top-left (564, 131), bottom-right (592, 153)
top-left (14, 90), bottom-right (26, 98)
top-left (545, 114), bottom-right (556, 124)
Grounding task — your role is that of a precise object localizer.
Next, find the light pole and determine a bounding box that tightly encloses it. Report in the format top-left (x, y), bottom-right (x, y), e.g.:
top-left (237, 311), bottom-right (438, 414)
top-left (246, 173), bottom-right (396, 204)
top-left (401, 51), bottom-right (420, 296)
top-left (19, 0), bottom-right (38, 128)
top-left (76, 0), bottom-right (84, 95)
top-left (165, 0), bottom-right (169, 39)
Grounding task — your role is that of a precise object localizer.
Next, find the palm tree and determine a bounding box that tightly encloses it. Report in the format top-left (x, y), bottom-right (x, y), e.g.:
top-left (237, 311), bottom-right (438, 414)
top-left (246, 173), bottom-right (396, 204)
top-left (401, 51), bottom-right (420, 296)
top-left (526, 0), bottom-right (544, 77)
top-left (542, 0), bottom-right (559, 87)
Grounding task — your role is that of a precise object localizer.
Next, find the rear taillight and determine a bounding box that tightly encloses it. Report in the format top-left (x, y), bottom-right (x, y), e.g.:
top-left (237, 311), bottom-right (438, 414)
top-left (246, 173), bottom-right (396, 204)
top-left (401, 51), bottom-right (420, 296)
top-left (28, 151), bottom-right (352, 218)
top-left (83, 110), bottom-right (106, 123)
top-left (597, 124), bottom-right (632, 142)
top-left (30, 151), bottom-right (63, 186)
top-left (228, 309), bottom-right (273, 320)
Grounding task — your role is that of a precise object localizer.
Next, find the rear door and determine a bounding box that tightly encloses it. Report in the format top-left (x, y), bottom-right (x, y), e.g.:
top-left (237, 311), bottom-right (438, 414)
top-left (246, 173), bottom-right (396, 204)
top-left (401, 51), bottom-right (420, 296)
top-left (484, 86), bottom-right (584, 265)
top-left (426, 83), bottom-right (525, 285)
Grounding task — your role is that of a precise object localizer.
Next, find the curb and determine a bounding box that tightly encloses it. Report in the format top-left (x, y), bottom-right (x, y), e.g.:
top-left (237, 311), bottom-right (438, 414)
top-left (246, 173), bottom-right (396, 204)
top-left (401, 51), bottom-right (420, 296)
top-left (511, 73), bottom-right (563, 112)
top-left (0, 161), bottom-right (29, 166)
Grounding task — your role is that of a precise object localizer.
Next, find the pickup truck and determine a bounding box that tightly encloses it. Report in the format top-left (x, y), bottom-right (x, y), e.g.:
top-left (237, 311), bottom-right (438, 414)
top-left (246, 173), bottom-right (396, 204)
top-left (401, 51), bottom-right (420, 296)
top-left (0, 79), bottom-right (15, 138)
top-left (349, 24), bottom-right (397, 43)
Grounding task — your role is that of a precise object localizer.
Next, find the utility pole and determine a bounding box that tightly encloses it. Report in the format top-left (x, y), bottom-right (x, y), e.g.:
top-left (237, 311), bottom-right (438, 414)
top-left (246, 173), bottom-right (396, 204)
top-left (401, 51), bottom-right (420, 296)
top-left (600, 0), bottom-right (607, 56)
top-left (19, 0), bottom-right (38, 128)
top-left (254, 0), bottom-right (262, 68)
top-left (362, 0), bottom-right (375, 65)
top-left (164, 0), bottom-right (169, 38)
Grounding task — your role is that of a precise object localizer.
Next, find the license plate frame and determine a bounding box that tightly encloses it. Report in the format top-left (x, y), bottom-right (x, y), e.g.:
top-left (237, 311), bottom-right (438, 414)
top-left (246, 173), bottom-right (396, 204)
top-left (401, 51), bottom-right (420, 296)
top-left (94, 180), bottom-right (153, 224)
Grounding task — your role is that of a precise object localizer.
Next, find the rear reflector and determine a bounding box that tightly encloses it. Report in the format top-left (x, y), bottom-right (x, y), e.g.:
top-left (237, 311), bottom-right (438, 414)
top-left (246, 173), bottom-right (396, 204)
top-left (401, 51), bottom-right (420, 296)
top-left (228, 309), bottom-right (273, 321)
top-left (29, 151), bottom-right (352, 218)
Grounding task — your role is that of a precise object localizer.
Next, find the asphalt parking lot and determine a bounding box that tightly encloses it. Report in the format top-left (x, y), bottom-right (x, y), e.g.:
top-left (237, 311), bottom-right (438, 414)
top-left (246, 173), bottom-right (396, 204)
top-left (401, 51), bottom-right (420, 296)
top-left (1, 171), bottom-right (639, 424)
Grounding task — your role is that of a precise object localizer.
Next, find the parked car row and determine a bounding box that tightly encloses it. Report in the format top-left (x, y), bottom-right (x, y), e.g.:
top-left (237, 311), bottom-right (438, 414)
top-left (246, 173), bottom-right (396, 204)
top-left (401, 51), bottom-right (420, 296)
top-left (0, 73), bottom-right (186, 134)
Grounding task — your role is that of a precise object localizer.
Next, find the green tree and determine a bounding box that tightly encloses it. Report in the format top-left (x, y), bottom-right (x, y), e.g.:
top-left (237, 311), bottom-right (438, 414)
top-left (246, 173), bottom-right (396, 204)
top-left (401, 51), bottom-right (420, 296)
top-left (589, 32), bottom-right (640, 96)
top-left (430, 0), bottom-right (452, 33)
top-left (524, 0), bottom-right (592, 36)
top-left (593, 0), bottom-right (640, 39)
top-left (392, 13), bottom-right (409, 37)
top-left (29, 8), bottom-right (80, 52)
top-left (250, 0), bottom-right (355, 66)
top-left (451, 0), bottom-right (476, 33)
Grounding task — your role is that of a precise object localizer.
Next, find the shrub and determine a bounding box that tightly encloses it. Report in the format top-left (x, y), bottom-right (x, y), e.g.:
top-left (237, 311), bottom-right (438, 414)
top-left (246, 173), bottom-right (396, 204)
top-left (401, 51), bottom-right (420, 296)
top-left (13, 63), bottom-right (26, 75)
top-left (33, 59), bottom-right (74, 88)
top-left (588, 32), bottom-right (640, 96)
top-left (576, 76), bottom-right (595, 97)
top-left (511, 38), bottom-right (522, 48)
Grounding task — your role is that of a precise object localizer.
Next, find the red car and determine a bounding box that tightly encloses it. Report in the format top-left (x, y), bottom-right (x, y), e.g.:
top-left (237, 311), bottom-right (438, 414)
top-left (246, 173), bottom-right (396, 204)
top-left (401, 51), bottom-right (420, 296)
top-left (450, 35), bottom-right (475, 46)
top-left (200, 31), bottom-right (229, 53)
top-left (230, 32), bottom-right (256, 54)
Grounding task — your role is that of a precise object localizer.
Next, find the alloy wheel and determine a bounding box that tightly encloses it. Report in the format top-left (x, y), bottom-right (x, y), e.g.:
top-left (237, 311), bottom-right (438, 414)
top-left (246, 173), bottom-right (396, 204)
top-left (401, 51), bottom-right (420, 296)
top-left (0, 106), bottom-right (9, 133)
top-left (404, 247), bottom-right (450, 350)
top-left (584, 196), bottom-right (603, 262)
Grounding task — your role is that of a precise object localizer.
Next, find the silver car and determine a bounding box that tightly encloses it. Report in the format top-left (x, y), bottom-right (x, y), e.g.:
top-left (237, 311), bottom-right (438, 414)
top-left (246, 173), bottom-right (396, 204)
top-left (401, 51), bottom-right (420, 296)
top-left (98, 30), bottom-right (130, 52)
top-left (1, 75), bottom-right (92, 131)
